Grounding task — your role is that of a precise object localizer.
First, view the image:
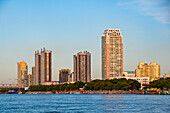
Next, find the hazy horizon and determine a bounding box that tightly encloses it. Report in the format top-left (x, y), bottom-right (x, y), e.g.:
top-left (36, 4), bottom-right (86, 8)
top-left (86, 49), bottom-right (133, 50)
top-left (0, 0), bottom-right (170, 84)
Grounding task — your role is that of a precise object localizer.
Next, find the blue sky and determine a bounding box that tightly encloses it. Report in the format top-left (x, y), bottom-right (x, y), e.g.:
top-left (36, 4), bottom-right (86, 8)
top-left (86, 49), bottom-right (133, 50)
top-left (0, 0), bottom-right (170, 84)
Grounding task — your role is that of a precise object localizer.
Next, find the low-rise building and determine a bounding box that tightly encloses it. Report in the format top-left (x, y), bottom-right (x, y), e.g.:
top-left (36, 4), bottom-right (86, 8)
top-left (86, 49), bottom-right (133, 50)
top-left (164, 74), bottom-right (170, 78)
top-left (113, 76), bottom-right (149, 89)
top-left (42, 81), bottom-right (62, 85)
top-left (123, 71), bottom-right (135, 77)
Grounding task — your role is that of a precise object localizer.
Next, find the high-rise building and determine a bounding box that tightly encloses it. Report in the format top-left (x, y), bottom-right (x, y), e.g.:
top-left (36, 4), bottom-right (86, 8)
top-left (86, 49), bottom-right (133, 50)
top-left (102, 29), bottom-right (123, 80)
top-left (35, 48), bottom-right (52, 85)
top-left (135, 62), bottom-right (160, 81)
top-left (59, 69), bottom-right (71, 82)
top-left (32, 66), bottom-right (35, 85)
top-left (17, 61), bottom-right (28, 88)
top-left (74, 51), bottom-right (91, 82)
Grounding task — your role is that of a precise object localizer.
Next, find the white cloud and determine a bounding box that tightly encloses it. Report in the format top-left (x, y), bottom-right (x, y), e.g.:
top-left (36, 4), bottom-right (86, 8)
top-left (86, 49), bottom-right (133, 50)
top-left (118, 0), bottom-right (170, 24)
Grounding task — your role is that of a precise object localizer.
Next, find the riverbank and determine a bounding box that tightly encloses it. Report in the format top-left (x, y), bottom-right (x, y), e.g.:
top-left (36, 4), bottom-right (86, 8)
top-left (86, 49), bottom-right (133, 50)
top-left (24, 90), bottom-right (170, 95)
top-left (1, 90), bottom-right (169, 95)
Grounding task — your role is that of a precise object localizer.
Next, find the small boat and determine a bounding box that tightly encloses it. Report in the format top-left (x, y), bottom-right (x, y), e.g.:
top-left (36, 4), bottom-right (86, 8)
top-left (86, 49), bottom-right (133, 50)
top-left (8, 90), bottom-right (18, 94)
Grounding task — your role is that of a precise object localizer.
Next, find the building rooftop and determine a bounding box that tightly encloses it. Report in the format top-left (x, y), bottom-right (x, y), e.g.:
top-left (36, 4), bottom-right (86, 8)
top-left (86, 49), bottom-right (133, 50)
top-left (35, 48), bottom-right (52, 55)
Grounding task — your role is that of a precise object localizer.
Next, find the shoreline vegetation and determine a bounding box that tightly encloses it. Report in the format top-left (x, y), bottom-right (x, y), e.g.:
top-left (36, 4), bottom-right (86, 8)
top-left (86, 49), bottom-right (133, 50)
top-left (0, 90), bottom-right (169, 95)
top-left (0, 78), bottom-right (169, 95)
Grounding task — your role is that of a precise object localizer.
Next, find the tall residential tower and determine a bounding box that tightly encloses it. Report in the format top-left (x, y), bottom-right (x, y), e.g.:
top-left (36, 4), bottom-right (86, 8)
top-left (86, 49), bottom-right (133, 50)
top-left (35, 48), bottom-right (52, 85)
top-left (74, 51), bottom-right (91, 82)
top-left (102, 29), bottom-right (123, 80)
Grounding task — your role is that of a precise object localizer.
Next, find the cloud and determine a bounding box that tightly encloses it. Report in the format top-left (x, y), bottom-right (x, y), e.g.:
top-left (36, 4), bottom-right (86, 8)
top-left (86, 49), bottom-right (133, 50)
top-left (118, 0), bottom-right (170, 24)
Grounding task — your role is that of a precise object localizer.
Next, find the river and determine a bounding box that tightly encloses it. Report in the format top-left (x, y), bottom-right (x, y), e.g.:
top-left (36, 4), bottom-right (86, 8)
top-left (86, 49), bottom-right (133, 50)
top-left (0, 94), bottom-right (169, 112)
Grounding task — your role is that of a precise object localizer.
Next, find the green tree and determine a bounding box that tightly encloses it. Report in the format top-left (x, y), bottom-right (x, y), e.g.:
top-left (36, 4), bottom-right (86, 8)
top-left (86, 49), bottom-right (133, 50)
top-left (51, 89), bottom-right (56, 94)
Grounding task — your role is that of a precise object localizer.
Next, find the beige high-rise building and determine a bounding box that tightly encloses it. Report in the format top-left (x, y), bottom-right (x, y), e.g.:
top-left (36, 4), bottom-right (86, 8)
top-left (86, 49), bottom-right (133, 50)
top-left (74, 51), bottom-right (91, 82)
top-left (135, 62), bottom-right (160, 81)
top-left (35, 48), bottom-right (52, 85)
top-left (17, 61), bottom-right (28, 88)
top-left (102, 29), bottom-right (123, 80)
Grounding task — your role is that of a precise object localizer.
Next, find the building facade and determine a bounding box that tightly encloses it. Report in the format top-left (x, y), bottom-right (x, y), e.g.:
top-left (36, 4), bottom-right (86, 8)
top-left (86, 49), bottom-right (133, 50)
top-left (135, 62), bottom-right (160, 81)
top-left (28, 74), bottom-right (32, 87)
top-left (102, 29), bottom-right (123, 80)
top-left (74, 51), bottom-right (91, 82)
top-left (68, 72), bottom-right (75, 83)
top-left (59, 69), bottom-right (71, 83)
top-left (32, 66), bottom-right (35, 85)
top-left (42, 81), bottom-right (61, 85)
top-left (123, 71), bottom-right (135, 78)
top-left (35, 48), bottom-right (52, 85)
top-left (17, 61), bottom-right (28, 88)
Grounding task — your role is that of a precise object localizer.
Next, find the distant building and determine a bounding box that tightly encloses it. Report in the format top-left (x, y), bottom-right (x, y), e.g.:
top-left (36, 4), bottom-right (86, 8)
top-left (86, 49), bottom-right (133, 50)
top-left (32, 66), bottom-right (35, 85)
top-left (74, 51), bottom-right (91, 82)
top-left (123, 71), bottom-right (135, 78)
top-left (102, 29), bottom-right (123, 80)
top-left (35, 48), bottom-right (52, 85)
top-left (135, 62), bottom-right (160, 81)
top-left (134, 77), bottom-right (149, 89)
top-left (17, 61), bottom-right (28, 88)
top-left (68, 72), bottom-right (75, 83)
top-left (164, 74), bottom-right (170, 78)
top-left (59, 69), bottom-right (71, 82)
top-left (114, 76), bottom-right (149, 89)
top-left (42, 81), bottom-right (61, 85)
top-left (28, 74), bottom-right (32, 87)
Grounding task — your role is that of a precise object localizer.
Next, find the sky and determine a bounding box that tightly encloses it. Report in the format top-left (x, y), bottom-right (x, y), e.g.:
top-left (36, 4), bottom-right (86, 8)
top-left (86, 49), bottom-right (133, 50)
top-left (0, 0), bottom-right (170, 84)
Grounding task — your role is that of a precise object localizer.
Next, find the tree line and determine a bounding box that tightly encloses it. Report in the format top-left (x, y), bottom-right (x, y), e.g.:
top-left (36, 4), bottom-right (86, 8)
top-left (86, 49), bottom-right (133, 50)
top-left (84, 78), bottom-right (141, 90)
top-left (29, 81), bottom-right (85, 91)
top-left (29, 78), bottom-right (141, 91)
top-left (144, 77), bottom-right (170, 90)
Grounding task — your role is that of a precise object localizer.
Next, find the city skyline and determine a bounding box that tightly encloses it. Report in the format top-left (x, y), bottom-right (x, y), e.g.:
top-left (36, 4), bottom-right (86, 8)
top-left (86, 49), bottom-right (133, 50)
top-left (0, 0), bottom-right (170, 84)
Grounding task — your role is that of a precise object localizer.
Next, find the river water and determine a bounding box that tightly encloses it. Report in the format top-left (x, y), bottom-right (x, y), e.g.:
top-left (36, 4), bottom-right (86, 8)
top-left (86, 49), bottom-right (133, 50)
top-left (0, 94), bottom-right (169, 113)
